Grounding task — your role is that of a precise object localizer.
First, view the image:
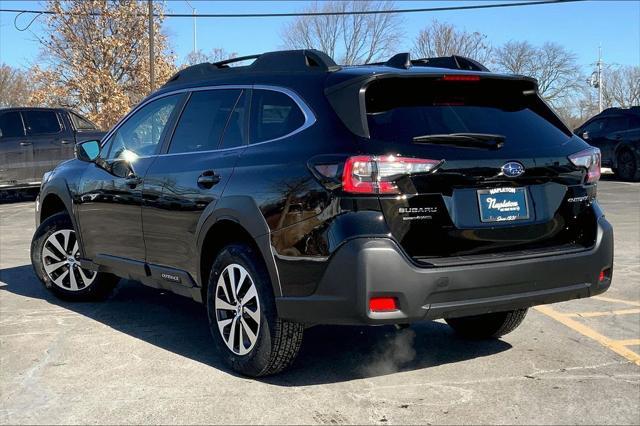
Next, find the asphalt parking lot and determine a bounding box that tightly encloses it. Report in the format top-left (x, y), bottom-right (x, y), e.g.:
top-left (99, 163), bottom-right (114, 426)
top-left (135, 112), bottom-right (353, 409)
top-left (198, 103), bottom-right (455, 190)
top-left (0, 178), bottom-right (638, 425)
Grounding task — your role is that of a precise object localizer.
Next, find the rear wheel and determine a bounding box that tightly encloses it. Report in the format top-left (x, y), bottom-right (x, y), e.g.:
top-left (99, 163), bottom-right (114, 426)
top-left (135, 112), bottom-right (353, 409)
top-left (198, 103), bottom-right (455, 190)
top-left (614, 148), bottom-right (640, 181)
top-left (206, 243), bottom-right (304, 377)
top-left (31, 212), bottom-right (118, 301)
top-left (445, 308), bottom-right (528, 339)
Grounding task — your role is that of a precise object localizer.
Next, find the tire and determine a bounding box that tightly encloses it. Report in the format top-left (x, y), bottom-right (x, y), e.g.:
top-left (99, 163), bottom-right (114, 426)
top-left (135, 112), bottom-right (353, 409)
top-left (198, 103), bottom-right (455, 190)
top-left (31, 212), bottom-right (118, 301)
top-left (445, 308), bottom-right (528, 339)
top-left (206, 243), bottom-right (304, 377)
top-left (614, 148), bottom-right (640, 182)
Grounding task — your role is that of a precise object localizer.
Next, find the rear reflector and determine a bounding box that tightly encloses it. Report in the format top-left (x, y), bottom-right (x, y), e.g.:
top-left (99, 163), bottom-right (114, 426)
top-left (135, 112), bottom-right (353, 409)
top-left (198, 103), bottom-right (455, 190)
top-left (599, 268), bottom-right (612, 282)
top-left (569, 147), bottom-right (601, 183)
top-left (343, 155), bottom-right (442, 194)
top-left (369, 297), bottom-right (398, 312)
top-left (441, 75), bottom-right (481, 82)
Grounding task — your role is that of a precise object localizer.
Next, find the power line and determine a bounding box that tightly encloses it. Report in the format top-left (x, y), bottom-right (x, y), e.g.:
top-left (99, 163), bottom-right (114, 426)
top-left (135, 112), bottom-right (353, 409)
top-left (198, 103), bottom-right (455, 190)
top-left (0, 0), bottom-right (586, 19)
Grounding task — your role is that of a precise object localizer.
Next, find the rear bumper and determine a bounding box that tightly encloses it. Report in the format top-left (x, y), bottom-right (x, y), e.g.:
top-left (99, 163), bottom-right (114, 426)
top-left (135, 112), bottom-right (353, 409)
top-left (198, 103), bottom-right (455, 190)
top-left (276, 215), bottom-right (614, 325)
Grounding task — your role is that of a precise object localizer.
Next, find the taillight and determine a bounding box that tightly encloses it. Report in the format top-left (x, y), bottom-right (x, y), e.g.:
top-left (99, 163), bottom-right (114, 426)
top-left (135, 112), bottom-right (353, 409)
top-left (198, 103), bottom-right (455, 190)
top-left (569, 147), bottom-right (601, 183)
top-left (342, 155), bottom-right (442, 194)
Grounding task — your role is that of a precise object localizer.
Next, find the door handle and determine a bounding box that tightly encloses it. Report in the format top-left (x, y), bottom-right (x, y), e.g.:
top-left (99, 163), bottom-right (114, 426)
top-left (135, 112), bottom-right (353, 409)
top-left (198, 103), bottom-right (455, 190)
top-left (19, 141), bottom-right (31, 146)
top-left (124, 174), bottom-right (142, 188)
top-left (61, 140), bottom-right (72, 144)
top-left (197, 170), bottom-right (221, 188)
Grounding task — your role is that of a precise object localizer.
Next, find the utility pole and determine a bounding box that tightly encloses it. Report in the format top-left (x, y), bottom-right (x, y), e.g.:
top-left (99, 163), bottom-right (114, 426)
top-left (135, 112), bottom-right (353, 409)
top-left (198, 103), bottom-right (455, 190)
top-left (148, 0), bottom-right (155, 93)
top-left (597, 45), bottom-right (603, 113)
top-left (588, 45), bottom-right (604, 113)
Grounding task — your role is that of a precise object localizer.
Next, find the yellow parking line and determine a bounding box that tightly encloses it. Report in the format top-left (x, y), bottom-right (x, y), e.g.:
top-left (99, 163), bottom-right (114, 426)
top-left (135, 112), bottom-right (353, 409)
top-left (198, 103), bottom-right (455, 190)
top-left (535, 305), bottom-right (640, 366)
top-left (592, 296), bottom-right (640, 307)
top-left (564, 308), bottom-right (640, 318)
top-left (615, 339), bottom-right (640, 347)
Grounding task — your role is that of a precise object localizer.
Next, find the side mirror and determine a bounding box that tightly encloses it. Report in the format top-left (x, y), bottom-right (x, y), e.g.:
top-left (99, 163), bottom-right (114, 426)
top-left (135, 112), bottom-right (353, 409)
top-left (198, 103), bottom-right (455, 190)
top-left (76, 140), bottom-right (101, 162)
top-left (109, 149), bottom-right (139, 179)
top-left (581, 131), bottom-right (590, 140)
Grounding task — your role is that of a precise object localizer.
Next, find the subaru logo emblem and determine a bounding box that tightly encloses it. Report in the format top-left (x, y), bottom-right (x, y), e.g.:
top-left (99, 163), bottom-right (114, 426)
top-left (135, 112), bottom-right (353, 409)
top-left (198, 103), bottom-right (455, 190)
top-left (501, 162), bottom-right (525, 177)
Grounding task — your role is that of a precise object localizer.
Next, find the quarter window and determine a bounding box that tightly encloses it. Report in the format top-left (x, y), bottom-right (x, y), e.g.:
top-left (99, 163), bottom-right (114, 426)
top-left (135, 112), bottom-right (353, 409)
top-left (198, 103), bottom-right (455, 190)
top-left (105, 94), bottom-right (181, 159)
top-left (0, 112), bottom-right (25, 138)
top-left (250, 90), bottom-right (305, 143)
top-left (168, 89), bottom-right (243, 154)
top-left (70, 112), bottom-right (97, 130)
top-left (22, 110), bottom-right (61, 135)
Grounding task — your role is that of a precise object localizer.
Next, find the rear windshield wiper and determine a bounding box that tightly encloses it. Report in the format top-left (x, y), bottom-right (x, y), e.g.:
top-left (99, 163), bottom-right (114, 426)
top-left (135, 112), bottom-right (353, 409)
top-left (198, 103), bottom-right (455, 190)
top-left (412, 133), bottom-right (505, 149)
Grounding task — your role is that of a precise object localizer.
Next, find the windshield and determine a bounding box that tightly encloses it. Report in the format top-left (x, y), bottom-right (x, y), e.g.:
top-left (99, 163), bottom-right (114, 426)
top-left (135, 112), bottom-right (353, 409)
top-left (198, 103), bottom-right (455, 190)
top-left (365, 77), bottom-right (572, 148)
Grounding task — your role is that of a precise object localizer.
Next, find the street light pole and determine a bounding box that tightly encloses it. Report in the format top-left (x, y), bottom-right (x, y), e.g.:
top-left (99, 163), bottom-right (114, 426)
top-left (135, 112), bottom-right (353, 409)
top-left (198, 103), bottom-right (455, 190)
top-left (148, 0), bottom-right (155, 93)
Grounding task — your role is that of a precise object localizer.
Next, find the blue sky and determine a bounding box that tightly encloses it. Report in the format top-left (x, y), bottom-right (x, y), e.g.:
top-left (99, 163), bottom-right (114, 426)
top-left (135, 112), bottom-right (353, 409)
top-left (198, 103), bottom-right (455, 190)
top-left (1, 0), bottom-right (638, 74)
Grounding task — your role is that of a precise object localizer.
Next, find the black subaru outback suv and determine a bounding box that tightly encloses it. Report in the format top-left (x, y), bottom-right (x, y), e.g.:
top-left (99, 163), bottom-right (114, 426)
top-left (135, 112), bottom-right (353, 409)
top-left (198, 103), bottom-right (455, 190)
top-left (31, 50), bottom-right (614, 377)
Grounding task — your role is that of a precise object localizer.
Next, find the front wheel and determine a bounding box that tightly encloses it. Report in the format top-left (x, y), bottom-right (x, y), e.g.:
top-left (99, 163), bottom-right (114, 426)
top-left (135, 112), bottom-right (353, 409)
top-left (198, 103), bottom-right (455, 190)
top-left (31, 212), bottom-right (118, 301)
top-left (206, 243), bottom-right (304, 377)
top-left (445, 308), bottom-right (528, 339)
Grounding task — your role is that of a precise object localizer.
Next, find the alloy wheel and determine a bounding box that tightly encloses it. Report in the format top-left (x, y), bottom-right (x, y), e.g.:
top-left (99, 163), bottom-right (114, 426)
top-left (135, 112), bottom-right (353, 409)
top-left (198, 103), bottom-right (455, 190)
top-left (214, 263), bottom-right (261, 356)
top-left (618, 150), bottom-right (636, 180)
top-left (41, 229), bottom-right (97, 291)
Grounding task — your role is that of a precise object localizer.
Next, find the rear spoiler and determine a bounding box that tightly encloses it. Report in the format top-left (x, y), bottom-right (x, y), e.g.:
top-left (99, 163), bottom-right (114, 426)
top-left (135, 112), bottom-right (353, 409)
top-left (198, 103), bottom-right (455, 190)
top-left (325, 73), bottom-right (539, 139)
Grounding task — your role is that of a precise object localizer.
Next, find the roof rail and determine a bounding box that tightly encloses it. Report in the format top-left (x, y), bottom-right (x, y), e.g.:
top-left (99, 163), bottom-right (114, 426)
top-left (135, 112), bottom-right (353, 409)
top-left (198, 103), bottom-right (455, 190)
top-left (163, 49), bottom-right (340, 87)
top-left (367, 53), bottom-right (490, 72)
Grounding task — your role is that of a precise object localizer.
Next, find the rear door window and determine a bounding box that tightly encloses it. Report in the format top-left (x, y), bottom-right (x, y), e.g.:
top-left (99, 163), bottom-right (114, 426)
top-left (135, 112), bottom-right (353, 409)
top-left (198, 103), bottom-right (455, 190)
top-left (365, 78), bottom-right (572, 149)
top-left (250, 90), bottom-right (305, 143)
top-left (22, 110), bottom-right (62, 135)
top-left (168, 89), bottom-right (243, 154)
top-left (0, 112), bottom-right (25, 138)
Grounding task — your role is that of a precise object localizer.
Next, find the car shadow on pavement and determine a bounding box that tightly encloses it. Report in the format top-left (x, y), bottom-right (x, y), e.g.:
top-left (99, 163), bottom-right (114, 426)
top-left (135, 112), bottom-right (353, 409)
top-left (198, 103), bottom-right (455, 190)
top-left (0, 264), bottom-right (511, 386)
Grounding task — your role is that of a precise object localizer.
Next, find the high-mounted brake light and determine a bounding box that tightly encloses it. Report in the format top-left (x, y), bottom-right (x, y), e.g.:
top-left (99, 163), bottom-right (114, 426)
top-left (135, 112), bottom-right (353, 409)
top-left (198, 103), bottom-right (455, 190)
top-left (342, 155), bottom-right (442, 194)
top-left (441, 75), bottom-right (481, 82)
top-left (569, 147), bottom-right (601, 183)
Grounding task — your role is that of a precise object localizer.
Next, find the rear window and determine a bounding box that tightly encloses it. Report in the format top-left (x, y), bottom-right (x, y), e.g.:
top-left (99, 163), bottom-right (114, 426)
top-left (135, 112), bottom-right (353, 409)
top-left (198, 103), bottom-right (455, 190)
top-left (22, 110), bottom-right (62, 135)
top-left (365, 78), bottom-right (572, 147)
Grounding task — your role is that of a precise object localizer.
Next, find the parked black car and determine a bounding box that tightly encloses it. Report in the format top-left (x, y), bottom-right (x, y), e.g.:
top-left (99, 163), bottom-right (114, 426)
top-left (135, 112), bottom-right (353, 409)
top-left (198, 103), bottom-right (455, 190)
top-left (575, 107), bottom-right (640, 181)
top-left (31, 50), bottom-right (613, 377)
top-left (0, 107), bottom-right (104, 190)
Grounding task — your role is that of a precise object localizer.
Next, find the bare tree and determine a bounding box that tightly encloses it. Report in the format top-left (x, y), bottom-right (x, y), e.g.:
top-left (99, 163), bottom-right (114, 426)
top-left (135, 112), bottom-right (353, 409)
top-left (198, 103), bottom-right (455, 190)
top-left (602, 65), bottom-right (640, 108)
top-left (412, 20), bottom-right (492, 64)
top-left (0, 64), bottom-right (33, 108)
top-left (492, 40), bottom-right (536, 74)
top-left (494, 41), bottom-right (583, 105)
top-left (29, 0), bottom-right (177, 129)
top-left (281, 1), bottom-right (402, 65)
top-left (184, 48), bottom-right (238, 67)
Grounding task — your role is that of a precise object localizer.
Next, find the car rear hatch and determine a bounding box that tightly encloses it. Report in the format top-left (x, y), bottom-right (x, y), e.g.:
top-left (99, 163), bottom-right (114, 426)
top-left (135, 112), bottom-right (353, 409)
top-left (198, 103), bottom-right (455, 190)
top-left (328, 73), bottom-right (599, 265)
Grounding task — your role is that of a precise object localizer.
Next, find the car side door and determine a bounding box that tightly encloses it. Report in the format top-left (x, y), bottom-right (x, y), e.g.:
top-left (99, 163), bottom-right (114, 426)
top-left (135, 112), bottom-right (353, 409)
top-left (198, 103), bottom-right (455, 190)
top-left (0, 111), bottom-right (32, 188)
top-left (21, 110), bottom-right (68, 180)
top-left (75, 94), bottom-right (184, 266)
top-left (142, 88), bottom-right (247, 280)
